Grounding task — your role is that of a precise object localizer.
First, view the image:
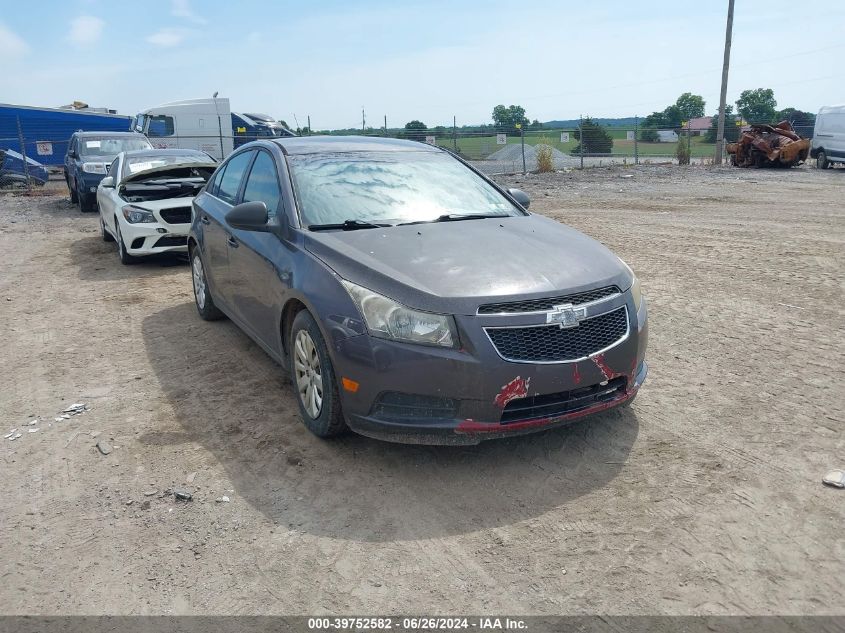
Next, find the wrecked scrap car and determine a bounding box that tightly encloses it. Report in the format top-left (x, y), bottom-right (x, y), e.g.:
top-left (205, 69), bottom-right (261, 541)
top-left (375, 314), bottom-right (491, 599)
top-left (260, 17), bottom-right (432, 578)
top-left (188, 136), bottom-right (648, 444)
top-left (726, 121), bottom-right (810, 168)
top-left (96, 149), bottom-right (217, 264)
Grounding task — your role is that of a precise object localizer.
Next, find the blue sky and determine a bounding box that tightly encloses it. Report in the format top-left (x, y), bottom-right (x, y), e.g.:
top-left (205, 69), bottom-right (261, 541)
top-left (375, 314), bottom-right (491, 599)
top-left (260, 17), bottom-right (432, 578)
top-left (1, 0), bottom-right (843, 129)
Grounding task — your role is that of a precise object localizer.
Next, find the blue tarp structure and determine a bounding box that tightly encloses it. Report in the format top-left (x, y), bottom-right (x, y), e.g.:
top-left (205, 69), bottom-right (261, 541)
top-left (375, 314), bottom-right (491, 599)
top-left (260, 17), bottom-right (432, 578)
top-left (0, 104), bottom-right (132, 166)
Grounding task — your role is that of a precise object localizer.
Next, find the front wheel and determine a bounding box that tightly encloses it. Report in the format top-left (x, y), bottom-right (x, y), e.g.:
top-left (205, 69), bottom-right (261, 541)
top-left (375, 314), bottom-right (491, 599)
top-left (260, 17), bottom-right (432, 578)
top-left (191, 248), bottom-right (224, 321)
top-left (100, 215), bottom-right (114, 242)
top-left (115, 222), bottom-right (136, 265)
top-left (68, 176), bottom-right (78, 203)
top-left (817, 151), bottom-right (830, 170)
top-left (289, 310), bottom-right (346, 438)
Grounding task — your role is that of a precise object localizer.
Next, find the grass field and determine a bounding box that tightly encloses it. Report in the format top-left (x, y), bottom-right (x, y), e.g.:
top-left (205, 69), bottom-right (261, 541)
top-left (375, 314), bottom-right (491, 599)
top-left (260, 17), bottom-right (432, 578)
top-left (436, 128), bottom-right (715, 160)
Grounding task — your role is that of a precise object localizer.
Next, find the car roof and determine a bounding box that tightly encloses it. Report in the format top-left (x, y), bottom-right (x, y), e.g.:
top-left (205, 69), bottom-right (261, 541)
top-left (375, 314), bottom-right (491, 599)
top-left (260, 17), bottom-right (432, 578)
top-left (271, 135), bottom-right (443, 155)
top-left (73, 131), bottom-right (145, 138)
top-left (122, 148), bottom-right (212, 160)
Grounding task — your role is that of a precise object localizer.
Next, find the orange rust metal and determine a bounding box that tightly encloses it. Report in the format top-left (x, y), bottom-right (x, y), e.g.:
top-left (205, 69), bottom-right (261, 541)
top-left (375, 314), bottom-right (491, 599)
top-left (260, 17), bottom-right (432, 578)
top-left (725, 120), bottom-right (809, 168)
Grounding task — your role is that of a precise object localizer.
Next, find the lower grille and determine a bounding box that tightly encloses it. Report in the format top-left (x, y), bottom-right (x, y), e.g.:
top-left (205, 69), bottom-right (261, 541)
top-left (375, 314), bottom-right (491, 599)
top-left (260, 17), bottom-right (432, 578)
top-left (370, 392), bottom-right (458, 421)
top-left (486, 306), bottom-right (628, 362)
top-left (153, 236), bottom-right (188, 248)
top-left (501, 376), bottom-right (626, 423)
top-left (160, 207), bottom-right (192, 224)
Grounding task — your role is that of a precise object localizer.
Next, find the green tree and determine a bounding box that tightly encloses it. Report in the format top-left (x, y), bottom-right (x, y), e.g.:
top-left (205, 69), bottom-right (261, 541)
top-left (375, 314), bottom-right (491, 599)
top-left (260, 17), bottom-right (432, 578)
top-left (675, 92), bottom-right (706, 119)
top-left (571, 117), bottom-right (613, 155)
top-left (492, 104), bottom-right (529, 133)
top-left (736, 88), bottom-right (777, 124)
top-left (704, 105), bottom-right (739, 144)
top-left (403, 120), bottom-right (427, 141)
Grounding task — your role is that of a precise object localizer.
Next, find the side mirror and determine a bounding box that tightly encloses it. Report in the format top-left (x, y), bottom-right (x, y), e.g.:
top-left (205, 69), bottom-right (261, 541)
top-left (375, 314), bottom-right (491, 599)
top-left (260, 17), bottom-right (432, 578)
top-left (507, 188), bottom-right (530, 209)
top-left (226, 201), bottom-right (270, 232)
top-left (100, 176), bottom-right (114, 188)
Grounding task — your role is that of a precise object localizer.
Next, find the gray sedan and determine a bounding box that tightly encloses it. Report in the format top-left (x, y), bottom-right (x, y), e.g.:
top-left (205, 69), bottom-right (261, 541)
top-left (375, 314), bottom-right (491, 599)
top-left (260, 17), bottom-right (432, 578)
top-left (188, 136), bottom-right (648, 444)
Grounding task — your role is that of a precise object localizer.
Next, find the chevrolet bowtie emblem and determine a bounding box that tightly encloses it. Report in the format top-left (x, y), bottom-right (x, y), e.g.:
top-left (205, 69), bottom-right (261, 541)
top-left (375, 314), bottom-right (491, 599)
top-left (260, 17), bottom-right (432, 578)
top-left (546, 303), bottom-right (587, 328)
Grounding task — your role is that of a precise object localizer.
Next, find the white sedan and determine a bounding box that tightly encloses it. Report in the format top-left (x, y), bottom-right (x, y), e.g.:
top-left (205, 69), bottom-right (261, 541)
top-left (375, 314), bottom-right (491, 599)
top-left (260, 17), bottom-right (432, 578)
top-left (96, 149), bottom-right (217, 264)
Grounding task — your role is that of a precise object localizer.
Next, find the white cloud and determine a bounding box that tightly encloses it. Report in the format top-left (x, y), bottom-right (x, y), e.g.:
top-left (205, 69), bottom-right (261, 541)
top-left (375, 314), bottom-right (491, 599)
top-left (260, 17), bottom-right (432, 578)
top-left (171, 0), bottom-right (207, 25)
top-left (0, 22), bottom-right (29, 58)
top-left (67, 16), bottom-right (105, 46)
top-left (146, 28), bottom-right (190, 47)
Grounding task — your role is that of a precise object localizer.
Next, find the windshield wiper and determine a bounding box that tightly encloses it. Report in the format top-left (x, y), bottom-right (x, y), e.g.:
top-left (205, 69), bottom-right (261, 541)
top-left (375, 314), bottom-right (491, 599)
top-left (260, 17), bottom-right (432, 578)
top-left (308, 219), bottom-right (392, 231)
top-left (398, 213), bottom-right (510, 226)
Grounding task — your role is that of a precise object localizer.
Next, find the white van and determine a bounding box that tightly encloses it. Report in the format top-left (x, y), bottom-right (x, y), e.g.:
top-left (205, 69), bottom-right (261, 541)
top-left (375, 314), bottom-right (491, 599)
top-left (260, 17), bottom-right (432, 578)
top-left (134, 98), bottom-right (234, 160)
top-left (811, 105), bottom-right (845, 169)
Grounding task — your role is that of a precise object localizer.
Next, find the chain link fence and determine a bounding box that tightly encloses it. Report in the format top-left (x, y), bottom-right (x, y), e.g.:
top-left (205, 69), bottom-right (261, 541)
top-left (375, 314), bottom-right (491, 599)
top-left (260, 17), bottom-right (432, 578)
top-left (0, 112), bottom-right (819, 191)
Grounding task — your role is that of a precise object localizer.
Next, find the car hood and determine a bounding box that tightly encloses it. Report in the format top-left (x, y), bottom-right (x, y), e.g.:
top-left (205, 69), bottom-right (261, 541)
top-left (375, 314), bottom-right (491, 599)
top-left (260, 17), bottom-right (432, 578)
top-left (121, 162), bottom-right (217, 184)
top-left (304, 214), bottom-right (632, 315)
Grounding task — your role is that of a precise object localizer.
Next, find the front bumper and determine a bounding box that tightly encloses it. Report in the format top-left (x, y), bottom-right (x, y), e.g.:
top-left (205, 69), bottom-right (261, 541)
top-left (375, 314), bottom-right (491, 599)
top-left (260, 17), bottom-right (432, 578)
top-left (331, 294), bottom-right (649, 445)
top-left (121, 221), bottom-right (190, 255)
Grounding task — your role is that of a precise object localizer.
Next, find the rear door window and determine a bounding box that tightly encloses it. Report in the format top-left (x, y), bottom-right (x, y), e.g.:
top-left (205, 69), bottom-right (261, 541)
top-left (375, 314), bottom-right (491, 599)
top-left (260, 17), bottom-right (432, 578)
top-left (216, 150), bottom-right (254, 205)
top-left (241, 151), bottom-right (282, 218)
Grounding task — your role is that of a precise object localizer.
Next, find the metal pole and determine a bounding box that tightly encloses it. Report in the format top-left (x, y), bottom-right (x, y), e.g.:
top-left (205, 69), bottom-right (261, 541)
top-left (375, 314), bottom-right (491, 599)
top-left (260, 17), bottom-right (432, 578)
top-left (687, 118), bottom-right (692, 157)
top-left (634, 115), bottom-right (639, 165)
top-left (16, 117), bottom-right (31, 192)
top-left (521, 125), bottom-right (526, 174)
top-left (362, 107), bottom-right (365, 132)
top-left (213, 97), bottom-right (225, 159)
top-left (715, 0), bottom-right (735, 165)
top-left (579, 115), bottom-right (584, 170)
top-left (453, 115), bottom-right (457, 152)
top-left (307, 115), bottom-right (311, 136)
top-left (384, 115), bottom-right (387, 136)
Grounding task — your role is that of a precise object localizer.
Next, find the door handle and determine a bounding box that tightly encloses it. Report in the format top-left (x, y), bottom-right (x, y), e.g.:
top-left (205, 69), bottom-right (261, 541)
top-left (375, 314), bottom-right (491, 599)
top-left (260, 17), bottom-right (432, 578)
top-left (200, 215), bottom-right (210, 225)
top-left (227, 235), bottom-right (239, 248)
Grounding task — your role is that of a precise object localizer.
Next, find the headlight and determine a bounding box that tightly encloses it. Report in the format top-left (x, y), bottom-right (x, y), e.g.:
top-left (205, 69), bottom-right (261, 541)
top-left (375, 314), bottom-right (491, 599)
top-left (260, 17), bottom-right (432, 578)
top-left (122, 205), bottom-right (156, 224)
top-left (618, 257), bottom-right (643, 309)
top-left (341, 280), bottom-right (458, 348)
top-left (82, 162), bottom-right (106, 174)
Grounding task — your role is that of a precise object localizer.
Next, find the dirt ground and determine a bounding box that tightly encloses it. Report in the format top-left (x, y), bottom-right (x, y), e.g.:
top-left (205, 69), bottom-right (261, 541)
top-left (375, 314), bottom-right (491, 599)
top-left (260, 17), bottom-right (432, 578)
top-left (1, 165), bottom-right (843, 616)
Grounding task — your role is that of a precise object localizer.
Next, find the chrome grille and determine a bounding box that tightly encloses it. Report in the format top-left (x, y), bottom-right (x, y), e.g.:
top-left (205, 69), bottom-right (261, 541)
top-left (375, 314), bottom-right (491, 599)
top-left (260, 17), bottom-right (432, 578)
top-left (485, 306), bottom-right (628, 362)
top-left (477, 285), bottom-right (620, 314)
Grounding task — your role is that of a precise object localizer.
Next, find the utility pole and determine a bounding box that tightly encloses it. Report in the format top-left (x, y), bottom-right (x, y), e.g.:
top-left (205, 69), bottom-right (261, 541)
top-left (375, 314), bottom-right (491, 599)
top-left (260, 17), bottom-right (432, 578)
top-left (307, 115), bottom-right (311, 136)
top-left (362, 107), bottom-right (366, 132)
top-left (384, 115), bottom-right (387, 136)
top-left (453, 115), bottom-right (457, 152)
top-left (715, 0), bottom-right (735, 165)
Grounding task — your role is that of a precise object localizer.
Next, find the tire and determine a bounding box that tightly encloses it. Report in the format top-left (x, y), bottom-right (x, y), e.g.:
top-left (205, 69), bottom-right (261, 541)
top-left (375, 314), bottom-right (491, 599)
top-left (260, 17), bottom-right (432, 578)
top-left (817, 150), bottom-right (830, 170)
top-left (68, 176), bottom-right (78, 203)
top-left (100, 215), bottom-right (114, 242)
top-left (114, 222), bottom-right (136, 265)
top-left (190, 247), bottom-right (224, 321)
top-left (78, 189), bottom-right (96, 213)
top-left (289, 310), bottom-right (346, 438)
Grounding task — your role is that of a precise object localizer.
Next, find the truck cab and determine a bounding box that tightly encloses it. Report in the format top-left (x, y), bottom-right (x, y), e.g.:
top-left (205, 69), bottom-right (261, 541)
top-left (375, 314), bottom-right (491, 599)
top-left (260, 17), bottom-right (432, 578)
top-left (135, 98), bottom-right (234, 160)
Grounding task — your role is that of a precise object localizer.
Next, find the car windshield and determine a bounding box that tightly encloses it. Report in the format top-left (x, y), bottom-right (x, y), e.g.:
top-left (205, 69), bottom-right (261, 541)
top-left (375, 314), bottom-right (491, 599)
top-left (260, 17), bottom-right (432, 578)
top-left (79, 137), bottom-right (151, 156)
top-left (124, 154), bottom-right (213, 177)
top-left (287, 150), bottom-right (522, 227)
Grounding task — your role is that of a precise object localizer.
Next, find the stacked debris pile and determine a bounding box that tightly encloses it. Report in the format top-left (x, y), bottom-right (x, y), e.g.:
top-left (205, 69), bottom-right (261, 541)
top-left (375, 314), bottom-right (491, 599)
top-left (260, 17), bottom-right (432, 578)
top-left (726, 121), bottom-right (810, 168)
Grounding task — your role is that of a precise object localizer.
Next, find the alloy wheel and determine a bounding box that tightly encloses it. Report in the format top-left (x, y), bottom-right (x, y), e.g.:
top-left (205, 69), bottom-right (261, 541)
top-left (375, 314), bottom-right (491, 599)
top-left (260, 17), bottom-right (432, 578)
top-left (192, 254), bottom-right (206, 310)
top-left (294, 329), bottom-right (323, 418)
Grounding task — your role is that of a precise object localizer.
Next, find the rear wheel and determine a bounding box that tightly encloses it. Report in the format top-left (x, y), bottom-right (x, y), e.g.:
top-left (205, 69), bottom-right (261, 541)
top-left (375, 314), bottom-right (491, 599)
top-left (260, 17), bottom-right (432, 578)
top-left (115, 222), bottom-right (136, 265)
top-left (817, 150), bottom-right (830, 170)
top-left (289, 310), bottom-right (346, 438)
top-left (191, 247), bottom-right (224, 320)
